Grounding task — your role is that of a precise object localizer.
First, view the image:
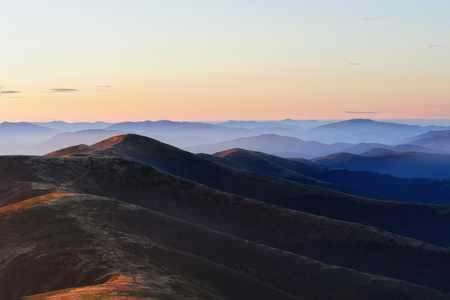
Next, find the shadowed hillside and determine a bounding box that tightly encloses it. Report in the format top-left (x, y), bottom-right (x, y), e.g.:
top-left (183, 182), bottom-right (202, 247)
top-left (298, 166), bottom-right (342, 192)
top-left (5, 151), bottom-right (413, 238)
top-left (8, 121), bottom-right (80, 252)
top-left (199, 148), bottom-right (450, 205)
top-left (4, 154), bottom-right (450, 297)
top-left (4, 191), bottom-right (449, 299)
top-left (45, 134), bottom-right (450, 249)
top-left (313, 152), bottom-right (450, 179)
top-left (0, 193), bottom-right (301, 300)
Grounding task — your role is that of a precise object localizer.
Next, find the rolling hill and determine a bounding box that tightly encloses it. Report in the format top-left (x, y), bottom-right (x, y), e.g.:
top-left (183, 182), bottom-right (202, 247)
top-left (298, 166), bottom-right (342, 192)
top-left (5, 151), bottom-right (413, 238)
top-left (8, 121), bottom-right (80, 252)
top-left (408, 130), bottom-right (450, 152)
top-left (199, 148), bottom-right (450, 205)
top-left (300, 119), bottom-right (449, 144)
top-left (313, 151), bottom-right (450, 179)
top-left (187, 134), bottom-right (352, 158)
top-left (342, 142), bottom-right (447, 155)
top-left (45, 134), bottom-right (450, 250)
top-left (1, 155), bottom-right (450, 299)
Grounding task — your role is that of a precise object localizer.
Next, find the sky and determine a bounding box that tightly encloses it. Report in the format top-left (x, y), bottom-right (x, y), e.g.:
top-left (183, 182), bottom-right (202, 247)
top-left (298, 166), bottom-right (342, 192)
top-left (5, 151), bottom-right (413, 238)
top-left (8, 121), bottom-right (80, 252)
top-left (1, 0), bottom-right (450, 122)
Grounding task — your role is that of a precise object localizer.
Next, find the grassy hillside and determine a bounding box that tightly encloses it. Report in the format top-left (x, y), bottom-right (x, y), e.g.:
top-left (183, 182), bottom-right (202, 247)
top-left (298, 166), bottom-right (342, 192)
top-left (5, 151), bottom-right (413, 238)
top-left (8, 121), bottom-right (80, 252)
top-left (202, 148), bottom-right (450, 205)
top-left (44, 135), bottom-right (450, 249)
top-left (2, 192), bottom-right (449, 300)
top-left (0, 193), bottom-right (300, 300)
top-left (1, 155), bottom-right (450, 294)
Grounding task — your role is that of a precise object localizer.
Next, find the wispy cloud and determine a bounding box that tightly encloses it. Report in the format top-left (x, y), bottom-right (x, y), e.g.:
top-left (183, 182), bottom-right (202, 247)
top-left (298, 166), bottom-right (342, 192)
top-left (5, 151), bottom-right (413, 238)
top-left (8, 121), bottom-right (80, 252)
top-left (44, 88), bottom-right (78, 93)
top-left (0, 90), bottom-right (22, 99)
top-left (363, 16), bottom-right (387, 21)
top-left (344, 111), bottom-right (380, 114)
top-left (97, 85), bottom-right (112, 88)
top-left (0, 90), bottom-right (20, 95)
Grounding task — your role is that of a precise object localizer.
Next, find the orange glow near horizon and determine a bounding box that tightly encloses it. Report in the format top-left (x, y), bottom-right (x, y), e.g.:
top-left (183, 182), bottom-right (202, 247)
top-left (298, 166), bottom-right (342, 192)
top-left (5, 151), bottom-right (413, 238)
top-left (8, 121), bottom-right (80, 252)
top-left (1, 1), bottom-right (449, 123)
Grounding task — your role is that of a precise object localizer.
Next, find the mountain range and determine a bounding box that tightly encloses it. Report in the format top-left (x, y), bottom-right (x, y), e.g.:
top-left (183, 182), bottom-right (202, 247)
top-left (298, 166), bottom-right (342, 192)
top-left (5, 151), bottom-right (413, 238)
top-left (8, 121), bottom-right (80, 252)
top-left (312, 151), bottom-right (450, 179)
top-left (200, 148), bottom-right (450, 203)
top-left (300, 119), bottom-right (450, 144)
top-left (2, 133), bottom-right (450, 299)
top-left (3, 118), bottom-right (450, 157)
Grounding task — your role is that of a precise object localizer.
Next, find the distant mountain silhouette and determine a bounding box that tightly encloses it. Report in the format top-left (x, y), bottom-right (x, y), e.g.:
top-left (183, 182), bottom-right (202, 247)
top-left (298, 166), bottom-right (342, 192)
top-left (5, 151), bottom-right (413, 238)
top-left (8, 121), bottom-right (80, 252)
top-left (301, 119), bottom-right (450, 144)
top-left (359, 147), bottom-right (395, 156)
top-left (105, 120), bottom-right (201, 132)
top-left (187, 134), bottom-right (352, 158)
top-left (0, 121), bottom-right (55, 135)
top-left (216, 120), bottom-right (326, 138)
top-left (33, 120), bottom-right (112, 132)
top-left (0, 122), bottom-right (56, 155)
top-left (218, 119), bottom-right (324, 130)
top-left (313, 151), bottom-right (450, 179)
top-left (36, 129), bottom-right (124, 155)
top-left (411, 130), bottom-right (450, 140)
top-left (408, 130), bottom-right (450, 152)
top-left (342, 142), bottom-right (447, 155)
top-left (105, 120), bottom-right (255, 143)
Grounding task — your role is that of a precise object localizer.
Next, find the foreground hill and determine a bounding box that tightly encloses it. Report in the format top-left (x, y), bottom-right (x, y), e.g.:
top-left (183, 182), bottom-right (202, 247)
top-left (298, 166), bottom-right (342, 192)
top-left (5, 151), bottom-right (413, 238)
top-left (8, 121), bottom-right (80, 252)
top-left (199, 148), bottom-right (450, 204)
top-left (0, 193), bottom-right (300, 300)
top-left (313, 151), bottom-right (450, 179)
top-left (1, 156), bottom-right (450, 299)
top-left (45, 134), bottom-right (450, 249)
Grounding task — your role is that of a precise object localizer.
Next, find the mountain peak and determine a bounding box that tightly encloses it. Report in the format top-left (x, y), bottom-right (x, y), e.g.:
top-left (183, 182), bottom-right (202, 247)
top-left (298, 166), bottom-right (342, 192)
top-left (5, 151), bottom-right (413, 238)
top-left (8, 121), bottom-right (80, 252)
top-left (347, 119), bottom-right (377, 123)
top-left (91, 134), bottom-right (130, 149)
top-left (213, 148), bottom-right (248, 157)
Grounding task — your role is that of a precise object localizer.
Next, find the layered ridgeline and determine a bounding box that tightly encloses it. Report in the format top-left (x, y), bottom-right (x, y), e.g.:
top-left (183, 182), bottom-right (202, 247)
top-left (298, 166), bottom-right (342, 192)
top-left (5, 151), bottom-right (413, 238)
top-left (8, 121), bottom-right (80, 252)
top-left (312, 151), bottom-right (450, 179)
top-left (0, 134), bottom-right (449, 299)
top-left (46, 134), bottom-right (450, 248)
top-left (1, 157), bottom-right (450, 300)
top-left (200, 148), bottom-right (450, 204)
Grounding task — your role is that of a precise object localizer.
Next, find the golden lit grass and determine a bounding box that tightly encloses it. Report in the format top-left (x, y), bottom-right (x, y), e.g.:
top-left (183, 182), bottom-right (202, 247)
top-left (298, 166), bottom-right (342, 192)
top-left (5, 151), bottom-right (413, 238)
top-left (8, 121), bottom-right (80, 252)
top-left (23, 274), bottom-right (153, 300)
top-left (0, 192), bottom-right (74, 219)
top-left (44, 145), bottom-right (98, 157)
top-left (213, 148), bottom-right (243, 157)
top-left (91, 135), bottom-right (128, 149)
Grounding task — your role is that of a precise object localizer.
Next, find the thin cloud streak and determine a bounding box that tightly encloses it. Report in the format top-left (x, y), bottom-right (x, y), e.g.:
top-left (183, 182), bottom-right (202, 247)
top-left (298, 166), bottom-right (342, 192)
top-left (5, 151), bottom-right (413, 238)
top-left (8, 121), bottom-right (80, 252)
top-left (0, 90), bottom-right (21, 99)
top-left (344, 111), bottom-right (380, 114)
top-left (44, 88), bottom-right (78, 93)
top-left (1, 91), bottom-right (20, 94)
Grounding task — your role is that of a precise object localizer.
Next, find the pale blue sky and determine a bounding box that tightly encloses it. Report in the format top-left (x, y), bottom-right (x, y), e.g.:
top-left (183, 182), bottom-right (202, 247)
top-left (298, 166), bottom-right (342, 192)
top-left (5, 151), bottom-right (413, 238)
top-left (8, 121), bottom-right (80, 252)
top-left (1, 1), bottom-right (449, 122)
